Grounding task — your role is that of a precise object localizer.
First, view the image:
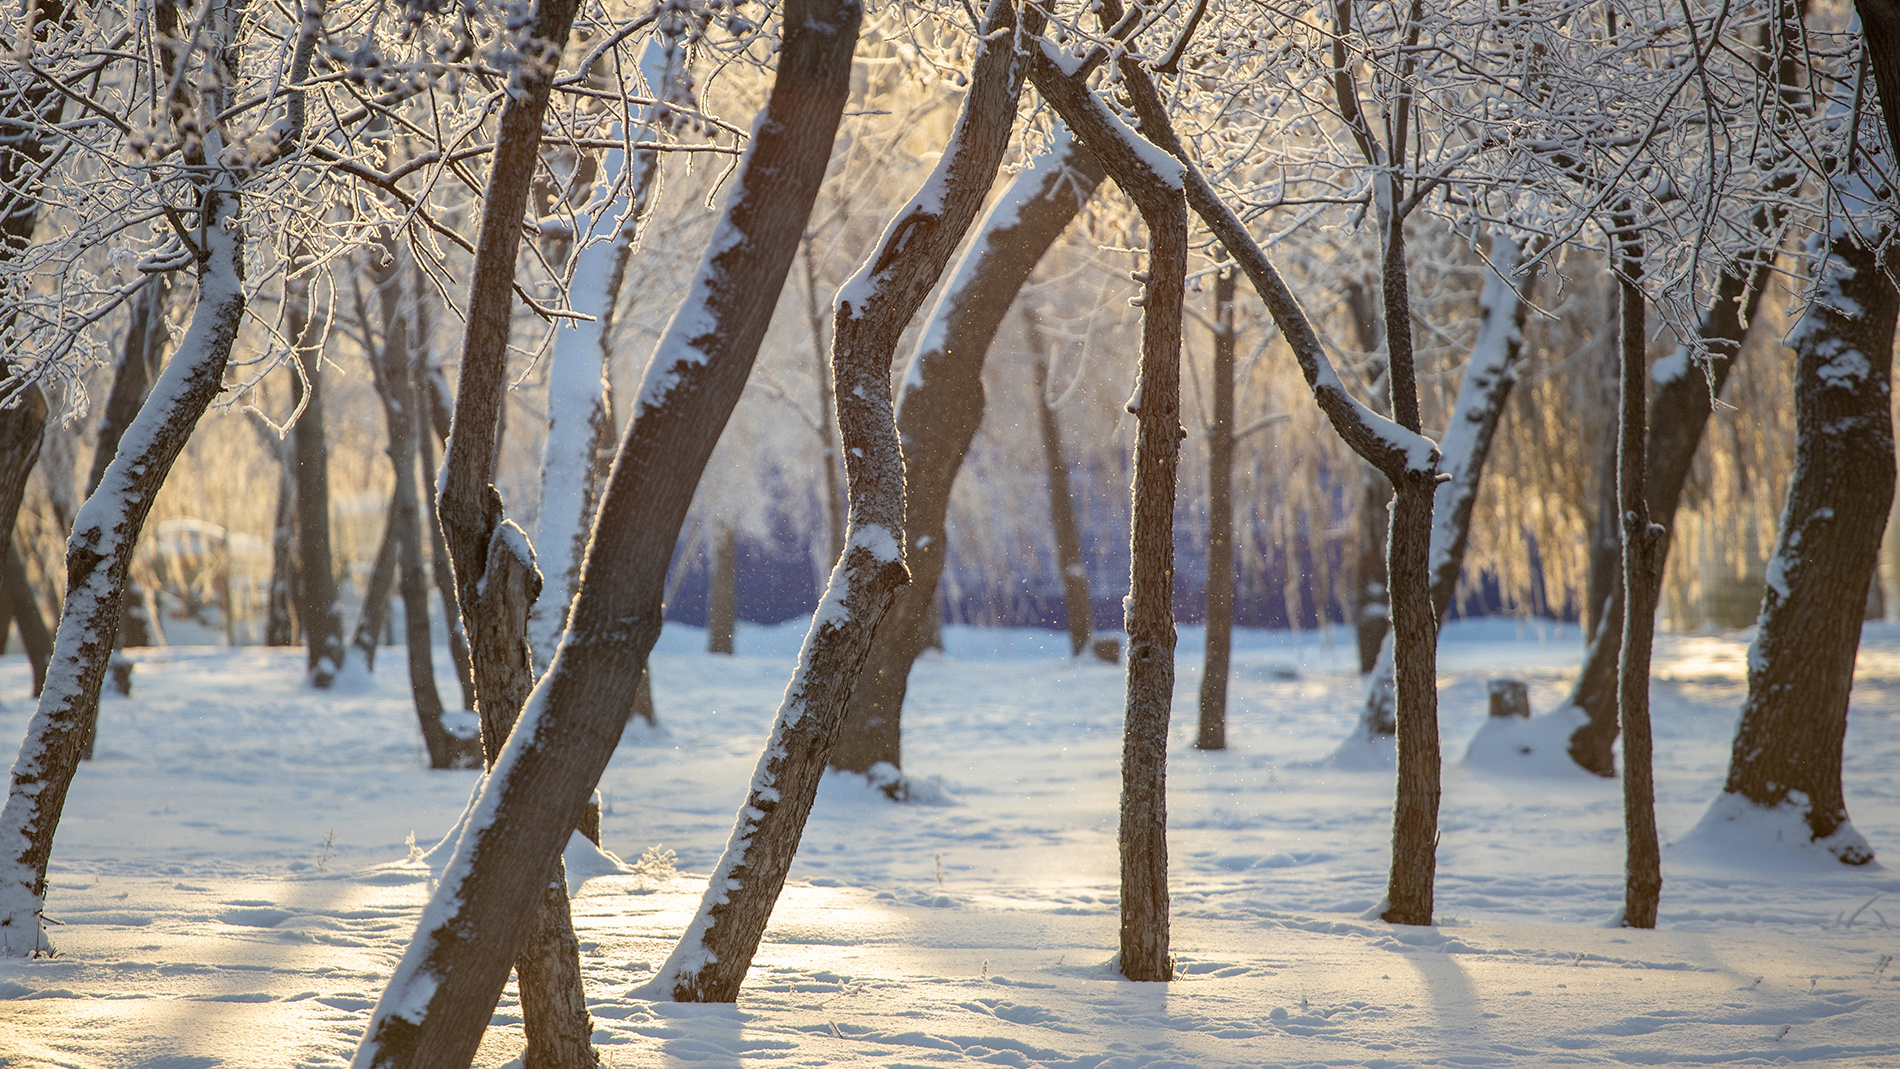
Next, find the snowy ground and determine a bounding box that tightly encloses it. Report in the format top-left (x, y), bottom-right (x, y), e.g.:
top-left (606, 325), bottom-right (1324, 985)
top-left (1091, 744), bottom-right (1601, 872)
top-left (3, 618), bottom-right (1898, 1068)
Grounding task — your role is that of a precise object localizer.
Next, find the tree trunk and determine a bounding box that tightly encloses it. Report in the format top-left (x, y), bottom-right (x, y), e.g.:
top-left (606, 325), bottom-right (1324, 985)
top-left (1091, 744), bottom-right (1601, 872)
top-left (371, 256), bottom-right (481, 771)
top-left (412, 370), bottom-right (476, 711)
top-left (829, 123), bottom-right (1105, 776)
top-left (1562, 260), bottom-right (1774, 775)
top-left (1355, 235), bottom-right (1536, 737)
top-left (1612, 224), bottom-right (1663, 928)
top-left (1197, 265), bottom-right (1237, 751)
top-left (349, 509), bottom-right (400, 671)
top-left (353, 0), bottom-right (860, 1059)
top-left (1028, 316), bottom-right (1093, 659)
top-left (1712, 191), bottom-right (1896, 866)
top-left (1, 170), bottom-right (248, 956)
top-left (3, 549), bottom-right (50, 696)
top-left (1027, 32), bottom-right (1190, 983)
top-left (649, 0), bottom-right (1029, 1002)
top-left (706, 523), bottom-right (736, 654)
top-left (291, 264), bottom-right (345, 688)
top-left (265, 453), bottom-right (299, 647)
top-left (1341, 280), bottom-right (1390, 675)
top-left (799, 238), bottom-right (848, 568)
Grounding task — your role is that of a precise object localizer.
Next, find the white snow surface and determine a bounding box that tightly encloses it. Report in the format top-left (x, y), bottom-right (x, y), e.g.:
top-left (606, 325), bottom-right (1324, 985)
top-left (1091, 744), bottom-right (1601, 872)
top-left (4, 619), bottom-right (1900, 1066)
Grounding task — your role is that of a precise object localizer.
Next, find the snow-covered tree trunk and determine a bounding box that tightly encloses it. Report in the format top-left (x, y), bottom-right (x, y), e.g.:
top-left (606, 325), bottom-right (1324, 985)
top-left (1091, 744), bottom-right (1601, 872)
top-left (528, 38), bottom-right (670, 671)
top-left (1611, 223), bottom-right (1663, 927)
top-left (1706, 172), bottom-right (1896, 866)
top-left (0, 171), bottom-right (247, 955)
top-left (830, 122), bottom-right (1105, 777)
top-left (1028, 31), bottom-right (1190, 982)
top-left (649, 0), bottom-right (1031, 1000)
top-left (1354, 235), bottom-right (1535, 738)
top-left (351, 0), bottom-right (861, 1060)
top-left (1197, 265), bottom-right (1238, 751)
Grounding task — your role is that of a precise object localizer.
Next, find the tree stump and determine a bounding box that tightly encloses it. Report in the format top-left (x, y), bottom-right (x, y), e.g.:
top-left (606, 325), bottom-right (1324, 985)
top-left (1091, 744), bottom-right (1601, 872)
top-left (1487, 679), bottom-right (1530, 719)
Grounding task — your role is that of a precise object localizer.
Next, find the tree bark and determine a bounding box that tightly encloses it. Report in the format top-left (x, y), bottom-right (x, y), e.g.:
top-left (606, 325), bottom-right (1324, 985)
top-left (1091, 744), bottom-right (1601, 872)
top-left (3, 549), bottom-right (50, 696)
top-left (1612, 223), bottom-right (1663, 928)
top-left (1342, 280), bottom-right (1391, 676)
top-left (1027, 29), bottom-right (1190, 981)
top-left (1197, 265), bottom-right (1237, 751)
top-left (265, 452), bottom-right (299, 647)
top-left (799, 236), bottom-right (846, 569)
top-left (371, 255), bottom-right (482, 771)
top-left (830, 122), bottom-right (1105, 776)
top-left (349, 506), bottom-right (400, 671)
top-left (291, 263), bottom-right (345, 688)
top-left (1, 169), bottom-right (247, 956)
top-left (352, 0), bottom-right (861, 1060)
top-left (412, 369), bottom-right (476, 710)
top-left (1713, 194), bottom-right (1896, 865)
top-left (1028, 314), bottom-right (1093, 658)
top-left (651, 0), bottom-right (1029, 1001)
top-left (706, 523), bottom-right (736, 654)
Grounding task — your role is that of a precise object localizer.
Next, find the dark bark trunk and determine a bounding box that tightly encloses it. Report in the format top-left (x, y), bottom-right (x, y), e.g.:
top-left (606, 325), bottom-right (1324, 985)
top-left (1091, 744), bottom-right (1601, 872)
top-left (653, 0), bottom-right (1028, 1002)
top-left (350, 507), bottom-right (400, 670)
top-left (353, 0), bottom-right (860, 1059)
top-left (1612, 225), bottom-right (1663, 928)
top-left (412, 375), bottom-right (475, 710)
top-left (707, 523), bottom-right (736, 654)
top-left (265, 453), bottom-right (298, 647)
top-left (291, 265), bottom-right (344, 688)
top-left (1197, 266), bottom-right (1237, 751)
top-left (1027, 32), bottom-right (1189, 983)
top-left (830, 124), bottom-right (1105, 776)
top-left (371, 257), bottom-right (481, 770)
top-left (3, 548), bottom-right (50, 696)
top-left (1716, 209), bottom-right (1896, 865)
top-left (1030, 322), bottom-right (1093, 659)
top-left (1563, 263), bottom-right (1772, 775)
top-left (800, 239), bottom-right (847, 568)
top-left (1856, 0), bottom-right (1900, 163)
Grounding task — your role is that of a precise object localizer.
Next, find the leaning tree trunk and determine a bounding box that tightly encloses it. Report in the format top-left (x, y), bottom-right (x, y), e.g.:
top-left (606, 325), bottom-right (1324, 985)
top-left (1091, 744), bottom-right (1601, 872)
top-left (1611, 221), bottom-right (1663, 928)
top-left (1028, 313), bottom-right (1094, 658)
top-left (348, 509), bottom-right (399, 670)
top-left (649, 0), bottom-right (1031, 1001)
top-left (365, 0), bottom-right (594, 1060)
top-left (1028, 33), bottom-right (1190, 983)
top-left (829, 122), bottom-right (1105, 776)
top-left (0, 172), bottom-right (247, 957)
top-left (352, 0), bottom-right (861, 1060)
top-left (1197, 265), bottom-right (1238, 751)
top-left (1709, 179), bottom-right (1896, 866)
top-left (1354, 235), bottom-right (1536, 738)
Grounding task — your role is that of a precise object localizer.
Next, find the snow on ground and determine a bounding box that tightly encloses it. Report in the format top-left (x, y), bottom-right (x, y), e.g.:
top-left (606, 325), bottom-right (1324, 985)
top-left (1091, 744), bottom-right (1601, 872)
top-left (3, 618), bottom-right (1898, 1067)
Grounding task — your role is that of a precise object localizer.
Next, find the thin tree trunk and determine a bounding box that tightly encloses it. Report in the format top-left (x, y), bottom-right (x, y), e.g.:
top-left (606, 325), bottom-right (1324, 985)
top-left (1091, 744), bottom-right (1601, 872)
top-left (1712, 189), bottom-right (1896, 866)
top-left (3, 549), bottom-right (50, 696)
top-left (1355, 236), bottom-right (1536, 737)
top-left (371, 256), bottom-right (482, 771)
top-left (1028, 318), bottom-right (1093, 658)
top-left (265, 454), bottom-right (298, 647)
top-left (1612, 222), bottom-right (1663, 928)
top-left (799, 237), bottom-right (847, 568)
top-left (829, 123), bottom-right (1105, 776)
top-left (353, 0), bottom-right (860, 1058)
top-left (1027, 29), bottom-right (1190, 982)
top-left (412, 371), bottom-right (475, 710)
top-left (1341, 280), bottom-right (1390, 675)
top-left (349, 508), bottom-right (399, 670)
top-left (291, 262), bottom-right (344, 688)
top-left (1197, 265), bottom-right (1237, 751)
top-left (706, 523), bottom-right (736, 654)
top-left (648, 0), bottom-right (1028, 1001)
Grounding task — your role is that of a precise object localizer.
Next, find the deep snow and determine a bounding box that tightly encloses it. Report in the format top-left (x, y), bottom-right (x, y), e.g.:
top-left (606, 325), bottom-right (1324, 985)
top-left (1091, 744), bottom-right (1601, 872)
top-left (2, 618), bottom-right (1898, 1067)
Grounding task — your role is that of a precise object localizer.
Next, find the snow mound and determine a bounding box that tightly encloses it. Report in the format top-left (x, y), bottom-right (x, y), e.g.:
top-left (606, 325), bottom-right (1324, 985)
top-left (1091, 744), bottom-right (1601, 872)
top-left (1323, 730), bottom-right (1394, 770)
top-left (1462, 705), bottom-right (1598, 778)
top-left (1674, 791), bottom-right (1882, 872)
top-left (564, 831), bottom-right (633, 895)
